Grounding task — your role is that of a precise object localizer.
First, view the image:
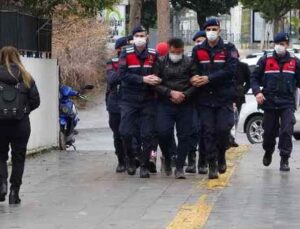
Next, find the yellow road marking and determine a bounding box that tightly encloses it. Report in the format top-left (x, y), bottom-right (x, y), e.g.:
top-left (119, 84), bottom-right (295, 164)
top-left (167, 195), bottom-right (212, 229)
top-left (204, 145), bottom-right (249, 190)
top-left (168, 145), bottom-right (249, 229)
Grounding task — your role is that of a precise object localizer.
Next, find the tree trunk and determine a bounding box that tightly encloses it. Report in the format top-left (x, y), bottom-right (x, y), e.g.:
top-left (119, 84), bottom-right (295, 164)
top-left (196, 12), bottom-right (206, 29)
top-left (157, 0), bottom-right (171, 42)
top-left (260, 20), bottom-right (266, 50)
top-left (129, 0), bottom-right (142, 32)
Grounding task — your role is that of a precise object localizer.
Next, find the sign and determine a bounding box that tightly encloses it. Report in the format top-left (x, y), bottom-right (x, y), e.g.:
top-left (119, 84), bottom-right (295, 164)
top-left (103, 1), bottom-right (128, 44)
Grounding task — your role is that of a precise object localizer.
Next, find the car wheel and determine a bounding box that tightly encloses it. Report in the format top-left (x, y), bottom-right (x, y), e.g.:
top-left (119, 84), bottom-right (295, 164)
top-left (246, 116), bottom-right (264, 144)
top-left (293, 133), bottom-right (300, 140)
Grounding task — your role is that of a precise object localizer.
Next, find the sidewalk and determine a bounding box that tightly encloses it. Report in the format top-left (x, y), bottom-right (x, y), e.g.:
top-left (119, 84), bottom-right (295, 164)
top-left (205, 143), bottom-right (300, 229)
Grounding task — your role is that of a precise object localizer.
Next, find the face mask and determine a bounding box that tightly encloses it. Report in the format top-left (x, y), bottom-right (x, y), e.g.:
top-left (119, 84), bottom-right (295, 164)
top-left (169, 53), bottom-right (183, 63)
top-left (133, 37), bottom-right (147, 47)
top-left (195, 41), bottom-right (203, 46)
top-left (274, 44), bottom-right (286, 55)
top-left (206, 31), bottom-right (218, 41)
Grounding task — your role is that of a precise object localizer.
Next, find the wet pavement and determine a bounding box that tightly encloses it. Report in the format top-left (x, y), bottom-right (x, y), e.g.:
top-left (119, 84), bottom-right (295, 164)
top-left (1, 93), bottom-right (300, 228)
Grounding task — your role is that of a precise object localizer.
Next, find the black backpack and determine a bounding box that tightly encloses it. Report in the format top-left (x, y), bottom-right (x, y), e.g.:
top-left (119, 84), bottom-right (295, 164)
top-left (0, 77), bottom-right (26, 120)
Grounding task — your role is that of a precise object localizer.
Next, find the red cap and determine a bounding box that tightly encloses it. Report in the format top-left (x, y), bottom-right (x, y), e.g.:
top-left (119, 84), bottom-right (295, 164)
top-left (156, 42), bottom-right (169, 57)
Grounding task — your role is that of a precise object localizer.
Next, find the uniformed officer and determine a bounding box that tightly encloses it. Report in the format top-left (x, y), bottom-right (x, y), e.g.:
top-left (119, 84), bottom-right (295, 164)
top-left (119, 26), bottom-right (161, 178)
top-left (193, 30), bottom-right (206, 45)
top-left (186, 30), bottom-right (208, 175)
top-left (251, 32), bottom-right (300, 171)
top-left (191, 18), bottom-right (239, 179)
top-left (105, 37), bottom-right (128, 173)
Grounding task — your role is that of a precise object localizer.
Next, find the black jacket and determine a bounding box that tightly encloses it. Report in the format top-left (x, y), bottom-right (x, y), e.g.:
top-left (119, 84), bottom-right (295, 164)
top-left (0, 64), bottom-right (40, 114)
top-left (234, 61), bottom-right (251, 103)
top-left (251, 51), bottom-right (300, 110)
top-left (192, 38), bottom-right (239, 106)
top-left (153, 55), bottom-right (197, 101)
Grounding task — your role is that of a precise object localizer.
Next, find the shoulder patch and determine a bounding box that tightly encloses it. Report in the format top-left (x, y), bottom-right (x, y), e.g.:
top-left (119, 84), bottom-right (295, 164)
top-left (126, 47), bottom-right (135, 53)
top-left (148, 48), bottom-right (156, 55)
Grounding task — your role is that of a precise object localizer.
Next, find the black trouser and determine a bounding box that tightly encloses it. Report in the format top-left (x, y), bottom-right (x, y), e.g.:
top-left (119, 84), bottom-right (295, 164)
top-left (0, 116), bottom-right (31, 189)
top-left (263, 108), bottom-right (295, 158)
top-left (120, 101), bottom-right (156, 167)
top-left (156, 101), bottom-right (194, 170)
top-left (198, 105), bottom-right (234, 162)
top-left (108, 112), bottom-right (125, 164)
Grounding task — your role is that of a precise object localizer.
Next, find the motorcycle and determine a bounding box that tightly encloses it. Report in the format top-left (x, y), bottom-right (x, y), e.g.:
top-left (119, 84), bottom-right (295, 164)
top-left (59, 85), bottom-right (94, 150)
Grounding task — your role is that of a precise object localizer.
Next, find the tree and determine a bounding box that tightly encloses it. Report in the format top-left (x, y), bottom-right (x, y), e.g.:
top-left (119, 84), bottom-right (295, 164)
top-left (171, 0), bottom-right (238, 29)
top-left (129, 0), bottom-right (142, 31)
top-left (0, 0), bottom-right (119, 16)
top-left (157, 0), bottom-right (171, 42)
top-left (141, 0), bottom-right (157, 31)
top-left (240, 0), bottom-right (300, 33)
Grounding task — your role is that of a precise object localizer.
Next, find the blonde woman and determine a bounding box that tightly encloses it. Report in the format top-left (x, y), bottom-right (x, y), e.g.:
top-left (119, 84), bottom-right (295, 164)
top-left (0, 46), bottom-right (40, 205)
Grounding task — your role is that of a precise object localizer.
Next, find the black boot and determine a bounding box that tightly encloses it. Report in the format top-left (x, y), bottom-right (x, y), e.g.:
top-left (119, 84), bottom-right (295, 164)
top-left (116, 163), bottom-right (126, 173)
top-left (175, 169), bottom-right (186, 179)
top-left (185, 152), bottom-right (196, 174)
top-left (280, 157), bottom-right (290, 172)
top-left (171, 155), bottom-right (177, 168)
top-left (140, 166), bottom-right (150, 178)
top-left (0, 181), bottom-right (7, 202)
top-left (208, 160), bottom-right (219, 179)
top-left (263, 151), bottom-right (273, 167)
top-left (164, 158), bottom-right (172, 176)
top-left (9, 187), bottom-right (21, 205)
top-left (218, 157), bottom-right (227, 174)
top-left (198, 160), bottom-right (208, 175)
top-left (126, 159), bottom-right (137, 176)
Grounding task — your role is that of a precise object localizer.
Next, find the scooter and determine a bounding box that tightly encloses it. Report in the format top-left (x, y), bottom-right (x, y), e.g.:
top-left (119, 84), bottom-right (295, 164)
top-left (59, 85), bottom-right (93, 150)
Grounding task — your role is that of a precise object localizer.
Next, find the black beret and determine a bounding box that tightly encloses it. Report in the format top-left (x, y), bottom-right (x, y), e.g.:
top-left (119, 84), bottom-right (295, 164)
top-left (203, 18), bottom-right (220, 30)
top-left (192, 31), bottom-right (206, 41)
top-left (274, 32), bottom-right (289, 43)
top-left (132, 25), bottom-right (146, 36)
top-left (115, 37), bottom-right (128, 50)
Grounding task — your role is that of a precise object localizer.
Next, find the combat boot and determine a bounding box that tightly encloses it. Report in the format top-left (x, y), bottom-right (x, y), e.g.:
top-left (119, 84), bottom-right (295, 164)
top-left (0, 181), bottom-right (7, 202)
top-left (164, 157), bottom-right (172, 176)
top-left (263, 151), bottom-right (273, 167)
top-left (280, 157), bottom-right (290, 172)
top-left (185, 152), bottom-right (196, 174)
top-left (208, 160), bottom-right (219, 179)
top-left (175, 169), bottom-right (186, 179)
top-left (140, 166), bottom-right (150, 178)
top-left (9, 187), bottom-right (21, 205)
top-left (127, 159), bottom-right (137, 176)
top-left (218, 157), bottom-right (227, 174)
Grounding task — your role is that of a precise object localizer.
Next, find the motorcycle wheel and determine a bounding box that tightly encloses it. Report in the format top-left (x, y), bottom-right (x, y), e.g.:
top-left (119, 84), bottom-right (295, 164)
top-left (59, 130), bottom-right (67, 150)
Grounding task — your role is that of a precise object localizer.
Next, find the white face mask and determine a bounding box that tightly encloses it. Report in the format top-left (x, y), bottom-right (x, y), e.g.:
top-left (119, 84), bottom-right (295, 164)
top-left (274, 44), bottom-right (286, 55)
top-left (133, 37), bottom-right (147, 47)
top-left (206, 31), bottom-right (218, 41)
top-left (195, 41), bottom-right (203, 46)
top-left (169, 53), bottom-right (183, 63)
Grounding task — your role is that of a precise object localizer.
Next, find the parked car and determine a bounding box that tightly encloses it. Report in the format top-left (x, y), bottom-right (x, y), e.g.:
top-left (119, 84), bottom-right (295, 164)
top-left (237, 55), bottom-right (300, 144)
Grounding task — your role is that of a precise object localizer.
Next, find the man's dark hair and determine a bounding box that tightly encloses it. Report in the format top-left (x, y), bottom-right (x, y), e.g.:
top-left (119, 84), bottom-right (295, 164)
top-left (168, 38), bottom-right (184, 48)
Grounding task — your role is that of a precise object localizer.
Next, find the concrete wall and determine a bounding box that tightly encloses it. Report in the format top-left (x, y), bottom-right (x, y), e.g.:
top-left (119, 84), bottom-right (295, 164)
top-left (21, 57), bottom-right (59, 153)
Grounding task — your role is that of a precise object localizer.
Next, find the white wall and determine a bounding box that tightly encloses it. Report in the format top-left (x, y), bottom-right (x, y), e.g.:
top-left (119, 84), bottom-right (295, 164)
top-left (21, 57), bottom-right (59, 153)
